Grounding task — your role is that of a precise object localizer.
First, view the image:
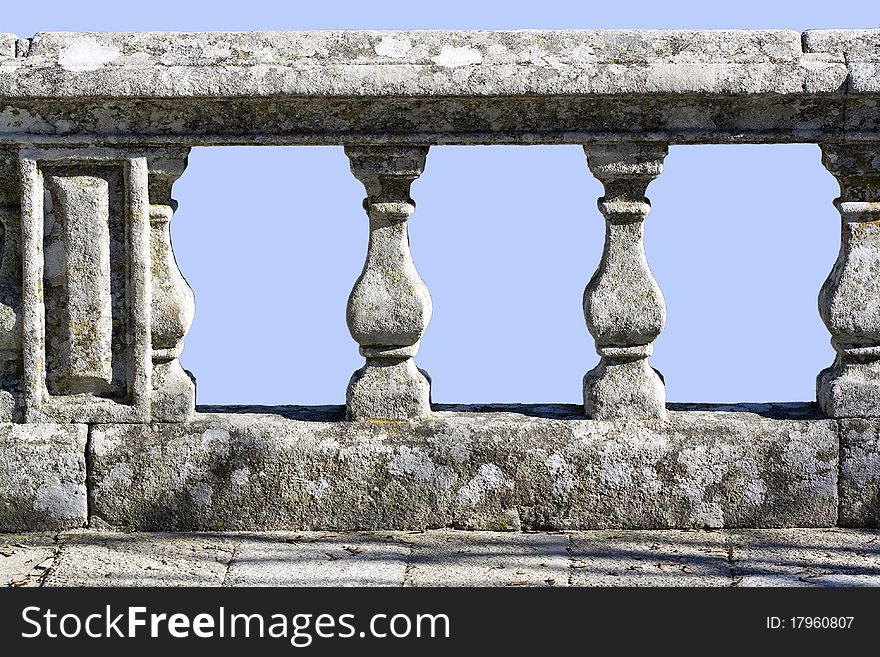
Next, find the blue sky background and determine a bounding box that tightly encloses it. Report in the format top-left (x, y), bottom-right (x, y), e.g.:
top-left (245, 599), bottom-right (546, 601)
top-left (3, 2), bottom-right (877, 405)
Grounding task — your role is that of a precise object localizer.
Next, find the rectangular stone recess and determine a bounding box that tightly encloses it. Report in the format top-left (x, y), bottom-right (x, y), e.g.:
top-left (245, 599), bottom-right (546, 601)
top-left (87, 404), bottom-right (839, 531)
top-left (19, 151), bottom-right (151, 423)
top-left (43, 167), bottom-right (119, 396)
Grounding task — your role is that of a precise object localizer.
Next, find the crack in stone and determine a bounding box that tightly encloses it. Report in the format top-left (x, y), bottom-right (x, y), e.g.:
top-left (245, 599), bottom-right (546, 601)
top-left (401, 541), bottom-right (416, 587)
top-left (566, 533), bottom-right (575, 587)
top-left (724, 533), bottom-right (740, 587)
top-left (220, 541), bottom-right (239, 587)
top-left (36, 530), bottom-right (64, 587)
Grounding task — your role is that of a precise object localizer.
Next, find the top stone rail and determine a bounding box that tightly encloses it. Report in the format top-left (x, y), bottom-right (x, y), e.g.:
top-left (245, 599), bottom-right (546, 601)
top-left (0, 29), bottom-right (876, 144)
top-left (0, 30), bottom-right (850, 96)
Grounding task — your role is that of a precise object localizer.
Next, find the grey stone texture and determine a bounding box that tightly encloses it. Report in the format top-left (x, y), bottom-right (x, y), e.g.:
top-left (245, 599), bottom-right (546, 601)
top-left (43, 531), bottom-right (236, 586)
top-left (86, 404), bottom-right (837, 531)
top-left (227, 533), bottom-right (411, 586)
top-left (583, 143), bottom-right (668, 419)
top-left (817, 143), bottom-right (880, 418)
top-left (404, 530), bottom-right (569, 587)
top-left (568, 530), bottom-right (731, 586)
top-left (0, 30), bottom-right (845, 99)
top-left (0, 30), bottom-right (859, 145)
top-left (345, 146), bottom-right (432, 420)
top-left (838, 419), bottom-right (880, 526)
top-left (729, 528), bottom-right (880, 587)
top-left (1, 30), bottom-right (880, 531)
top-left (3, 528), bottom-right (878, 587)
top-left (0, 149), bottom-right (23, 423)
top-left (0, 423), bottom-right (87, 530)
top-left (0, 533), bottom-right (57, 586)
top-left (7, 148), bottom-right (194, 424)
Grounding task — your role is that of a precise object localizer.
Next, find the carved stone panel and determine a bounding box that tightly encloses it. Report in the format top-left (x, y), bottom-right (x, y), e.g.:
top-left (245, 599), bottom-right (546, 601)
top-left (19, 149), bottom-right (151, 423)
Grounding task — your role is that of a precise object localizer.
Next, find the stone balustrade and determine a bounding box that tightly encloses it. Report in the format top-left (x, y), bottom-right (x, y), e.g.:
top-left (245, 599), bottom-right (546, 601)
top-left (2, 29), bottom-right (880, 532)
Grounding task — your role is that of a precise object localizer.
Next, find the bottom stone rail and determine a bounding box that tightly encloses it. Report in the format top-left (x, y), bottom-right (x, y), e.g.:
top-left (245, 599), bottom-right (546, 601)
top-left (5, 403), bottom-right (877, 531)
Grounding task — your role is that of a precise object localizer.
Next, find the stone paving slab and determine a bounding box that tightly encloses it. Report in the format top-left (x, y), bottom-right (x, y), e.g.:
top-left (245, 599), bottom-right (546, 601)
top-left (568, 530), bottom-right (731, 587)
top-left (404, 531), bottom-right (570, 587)
top-left (728, 529), bottom-right (880, 587)
top-left (0, 533), bottom-right (57, 587)
top-left (3, 529), bottom-right (880, 587)
top-left (226, 533), bottom-right (411, 587)
top-left (43, 531), bottom-right (236, 587)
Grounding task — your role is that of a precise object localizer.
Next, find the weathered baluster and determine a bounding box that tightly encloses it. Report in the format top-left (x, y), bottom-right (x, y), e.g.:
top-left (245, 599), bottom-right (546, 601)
top-left (147, 150), bottom-right (195, 422)
top-left (344, 145), bottom-right (432, 420)
top-left (0, 148), bottom-right (22, 421)
top-left (818, 143), bottom-right (880, 417)
top-left (582, 142), bottom-right (668, 419)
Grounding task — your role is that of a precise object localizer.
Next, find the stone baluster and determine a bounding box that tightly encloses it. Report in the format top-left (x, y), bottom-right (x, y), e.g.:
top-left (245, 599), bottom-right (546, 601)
top-left (818, 143), bottom-right (880, 417)
top-left (147, 149), bottom-right (196, 422)
top-left (344, 145), bottom-right (432, 420)
top-left (582, 142), bottom-right (668, 419)
top-left (0, 149), bottom-right (22, 421)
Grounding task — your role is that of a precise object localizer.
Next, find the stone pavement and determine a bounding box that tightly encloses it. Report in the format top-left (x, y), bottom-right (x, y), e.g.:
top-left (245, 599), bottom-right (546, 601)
top-left (2, 529), bottom-right (879, 587)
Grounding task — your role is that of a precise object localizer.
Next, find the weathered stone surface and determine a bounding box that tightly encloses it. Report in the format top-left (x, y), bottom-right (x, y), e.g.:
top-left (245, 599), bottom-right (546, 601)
top-left (817, 143), bottom-right (880, 418)
top-left (0, 35), bottom-right (15, 60)
top-left (227, 532), bottom-right (410, 586)
top-left (0, 423), bottom-right (87, 530)
top-left (0, 533), bottom-right (56, 587)
top-left (1, 29), bottom-right (880, 533)
top-left (804, 30), bottom-right (879, 138)
top-left (804, 29), bottom-right (880, 92)
top-left (14, 148), bottom-right (194, 424)
top-left (729, 528), bottom-right (880, 587)
top-left (0, 148), bottom-right (23, 423)
top-left (583, 142), bottom-right (668, 419)
top-left (568, 530), bottom-right (730, 586)
top-left (404, 530), bottom-right (568, 587)
top-left (147, 153), bottom-right (195, 423)
top-left (345, 146), bottom-right (432, 420)
top-left (0, 31), bottom-right (852, 145)
top-left (8, 529), bottom-right (880, 587)
top-left (0, 31), bottom-right (845, 99)
top-left (838, 419), bottom-right (880, 526)
top-left (43, 531), bottom-right (235, 586)
top-left (87, 404), bottom-right (837, 531)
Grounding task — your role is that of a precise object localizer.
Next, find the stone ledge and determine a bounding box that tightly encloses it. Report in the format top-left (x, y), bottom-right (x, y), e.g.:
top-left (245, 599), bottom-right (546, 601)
top-left (0, 29), bottom-right (866, 145)
top-left (0, 30), bottom-right (848, 98)
top-left (86, 403), bottom-right (838, 531)
top-left (0, 424), bottom-right (88, 531)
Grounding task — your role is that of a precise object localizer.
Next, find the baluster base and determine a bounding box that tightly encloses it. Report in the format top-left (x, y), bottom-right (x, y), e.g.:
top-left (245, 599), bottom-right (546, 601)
top-left (818, 356), bottom-right (880, 418)
top-left (584, 357), bottom-right (667, 420)
top-left (151, 360), bottom-right (195, 423)
top-left (346, 357), bottom-right (431, 420)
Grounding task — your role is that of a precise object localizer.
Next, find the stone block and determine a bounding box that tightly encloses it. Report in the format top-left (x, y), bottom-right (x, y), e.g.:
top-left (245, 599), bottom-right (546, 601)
top-left (728, 528), bottom-right (880, 587)
top-left (88, 404), bottom-right (837, 531)
top-left (403, 530), bottom-right (569, 587)
top-left (44, 531), bottom-right (235, 587)
top-left (0, 423), bottom-right (87, 531)
top-left (838, 419), bottom-right (880, 526)
top-left (226, 532), bottom-right (410, 587)
top-left (0, 30), bottom-right (849, 144)
top-left (568, 530), bottom-right (730, 586)
top-left (0, 533), bottom-right (57, 587)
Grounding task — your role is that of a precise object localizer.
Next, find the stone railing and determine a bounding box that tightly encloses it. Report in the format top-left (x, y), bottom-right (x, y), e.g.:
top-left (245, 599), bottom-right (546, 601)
top-left (1, 29), bottom-right (880, 532)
